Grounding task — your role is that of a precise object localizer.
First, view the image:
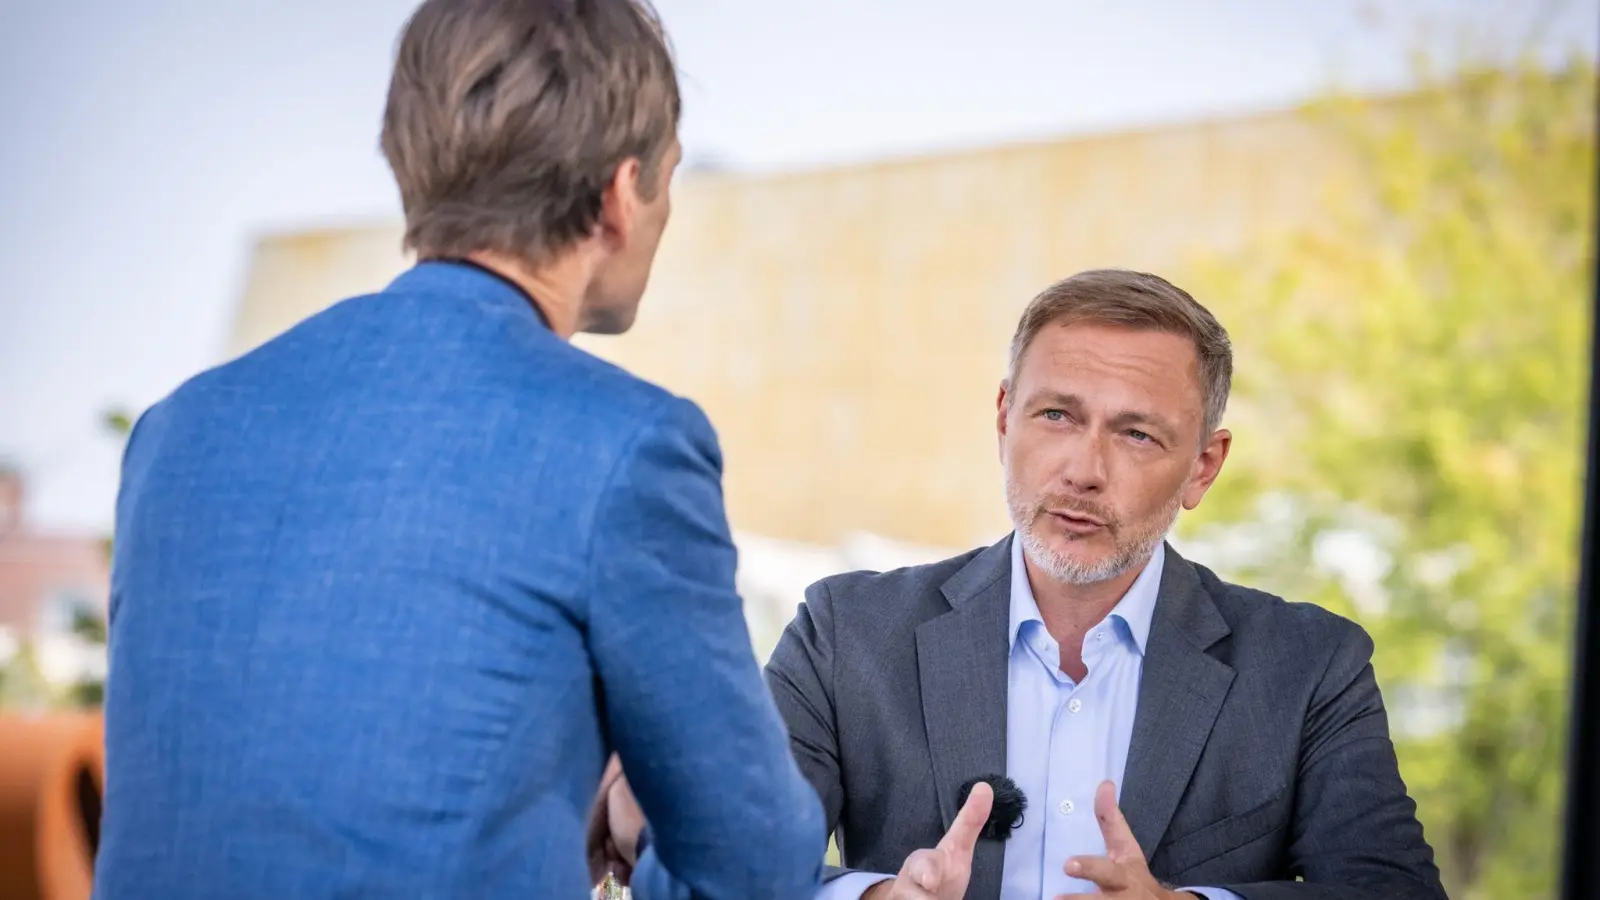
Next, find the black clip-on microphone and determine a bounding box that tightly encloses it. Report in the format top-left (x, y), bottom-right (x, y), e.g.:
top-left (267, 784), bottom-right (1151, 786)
top-left (957, 773), bottom-right (1027, 841)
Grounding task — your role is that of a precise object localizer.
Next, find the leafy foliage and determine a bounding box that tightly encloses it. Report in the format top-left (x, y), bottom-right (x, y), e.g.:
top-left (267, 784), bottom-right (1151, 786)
top-left (1185, 57), bottom-right (1595, 899)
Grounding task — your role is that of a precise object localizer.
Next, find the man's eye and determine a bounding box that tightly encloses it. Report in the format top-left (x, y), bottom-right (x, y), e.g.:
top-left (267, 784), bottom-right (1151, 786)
top-left (1043, 410), bottom-right (1066, 422)
top-left (1128, 430), bottom-right (1152, 442)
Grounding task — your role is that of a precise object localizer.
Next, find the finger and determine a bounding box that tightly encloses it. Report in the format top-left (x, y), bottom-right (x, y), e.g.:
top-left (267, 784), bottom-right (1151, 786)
top-left (584, 778), bottom-right (615, 881)
top-left (609, 770), bottom-right (644, 817)
top-left (589, 833), bottom-right (624, 886)
top-left (585, 796), bottom-right (607, 845)
top-left (901, 849), bottom-right (945, 893)
top-left (590, 756), bottom-right (625, 837)
top-left (1092, 780), bottom-right (1144, 864)
top-left (600, 755), bottom-right (625, 792)
top-left (604, 837), bottom-right (627, 869)
top-left (1065, 855), bottom-right (1131, 891)
top-left (936, 780), bottom-right (994, 857)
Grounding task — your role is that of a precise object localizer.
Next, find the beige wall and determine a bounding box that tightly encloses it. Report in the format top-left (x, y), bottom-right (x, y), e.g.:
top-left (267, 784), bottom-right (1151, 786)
top-left (230, 221), bottom-right (411, 358)
top-left (230, 108), bottom-right (1346, 550)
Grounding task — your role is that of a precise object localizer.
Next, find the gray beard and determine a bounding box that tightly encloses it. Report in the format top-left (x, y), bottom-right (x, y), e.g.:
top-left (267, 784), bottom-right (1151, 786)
top-left (1006, 479), bottom-right (1183, 586)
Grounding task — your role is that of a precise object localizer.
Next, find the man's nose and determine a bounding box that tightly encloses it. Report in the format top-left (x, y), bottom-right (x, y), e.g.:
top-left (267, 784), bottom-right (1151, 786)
top-left (1057, 431), bottom-right (1108, 493)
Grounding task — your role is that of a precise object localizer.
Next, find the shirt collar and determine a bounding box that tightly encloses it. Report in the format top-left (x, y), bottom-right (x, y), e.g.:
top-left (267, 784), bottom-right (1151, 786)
top-left (1007, 533), bottom-right (1165, 656)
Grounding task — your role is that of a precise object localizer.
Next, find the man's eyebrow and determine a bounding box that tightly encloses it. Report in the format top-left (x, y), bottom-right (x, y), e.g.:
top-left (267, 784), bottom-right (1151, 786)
top-left (1107, 409), bottom-right (1180, 441)
top-left (1025, 390), bottom-right (1084, 410)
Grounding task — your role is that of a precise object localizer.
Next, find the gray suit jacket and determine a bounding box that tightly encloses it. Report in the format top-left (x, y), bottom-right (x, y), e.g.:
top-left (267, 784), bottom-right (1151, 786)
top-left (764, 536), bottom-right (1447, 900)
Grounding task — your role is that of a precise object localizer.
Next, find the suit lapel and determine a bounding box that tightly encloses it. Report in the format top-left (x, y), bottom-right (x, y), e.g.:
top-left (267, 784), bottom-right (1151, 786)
top-left (917, 537), bottom-right (1012, 900)
top-left (1120, 545), bottom-right (1235, 858)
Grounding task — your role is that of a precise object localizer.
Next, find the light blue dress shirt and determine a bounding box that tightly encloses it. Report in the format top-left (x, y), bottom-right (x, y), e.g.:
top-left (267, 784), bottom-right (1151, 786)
top-left (819, 537), bottom-right (1240, 900)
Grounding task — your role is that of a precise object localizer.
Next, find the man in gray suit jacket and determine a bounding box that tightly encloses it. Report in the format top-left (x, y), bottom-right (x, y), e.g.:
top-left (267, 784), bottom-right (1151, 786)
top-left (765, 270), bottom-right (1447, 900)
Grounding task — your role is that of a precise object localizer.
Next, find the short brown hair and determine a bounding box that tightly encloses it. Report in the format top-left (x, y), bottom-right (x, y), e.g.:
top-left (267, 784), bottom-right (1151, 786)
top-left (1007, 269), bottom-right (1233, 439)
top-left (381, 0), bottom-right (680, 267)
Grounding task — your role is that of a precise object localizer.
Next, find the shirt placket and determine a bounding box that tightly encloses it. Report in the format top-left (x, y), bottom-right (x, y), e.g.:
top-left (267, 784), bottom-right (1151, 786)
top-left (1039, 630), bottom-right (1109, 898)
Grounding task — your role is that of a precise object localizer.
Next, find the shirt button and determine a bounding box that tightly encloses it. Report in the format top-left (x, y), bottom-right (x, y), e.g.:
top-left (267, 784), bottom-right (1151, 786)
top-left (1095, 632), bottom-right (1107, 642)
top-left (1068, 698), bottom-right (1083, 714)
top-left (1059, 799), bottom-right (1075, 816)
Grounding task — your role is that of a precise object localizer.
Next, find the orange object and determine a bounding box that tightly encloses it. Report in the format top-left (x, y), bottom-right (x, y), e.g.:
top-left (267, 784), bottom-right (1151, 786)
top-left (0, 713), bottom-right (104, 900)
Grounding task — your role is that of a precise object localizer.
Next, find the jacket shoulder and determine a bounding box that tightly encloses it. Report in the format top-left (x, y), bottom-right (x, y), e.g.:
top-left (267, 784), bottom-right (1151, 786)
top-left (1187, 558), bottom-right (1374, 666)
top-left (182, 284), bottom-right (699, 436)
top-left (806, 545), bottom-right (990, 618)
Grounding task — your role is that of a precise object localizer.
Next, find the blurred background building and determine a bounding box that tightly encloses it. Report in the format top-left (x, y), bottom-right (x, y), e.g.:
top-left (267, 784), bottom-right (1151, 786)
top-left (0, 470), bottom-right (107, 633)
top-left (0, 469), bottom-right (108, 698)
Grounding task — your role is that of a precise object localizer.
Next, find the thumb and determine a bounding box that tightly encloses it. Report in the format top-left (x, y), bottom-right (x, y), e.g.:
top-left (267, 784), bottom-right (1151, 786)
top-left (1093, 780), bottom-right (1144, 865)
top-left (902, 848), bottom-right (945, 891)
top-left (937, 781), bottom-right (994, 859)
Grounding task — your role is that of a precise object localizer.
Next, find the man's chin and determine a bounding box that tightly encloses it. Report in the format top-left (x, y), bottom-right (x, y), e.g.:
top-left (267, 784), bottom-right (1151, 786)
top-left (1057, 553), bottom-right (1116, 579)
top-left (1023, 534), bottom-right (1114, 581)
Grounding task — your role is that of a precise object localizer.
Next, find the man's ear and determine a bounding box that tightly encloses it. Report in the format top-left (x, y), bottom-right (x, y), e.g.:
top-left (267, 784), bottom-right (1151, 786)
top-left (597, 156), bottom-right (645, 247)
top-left (1182, 428), bottom-right (1231, 510)
top-left (996, 380), bottom-right (1012, 459)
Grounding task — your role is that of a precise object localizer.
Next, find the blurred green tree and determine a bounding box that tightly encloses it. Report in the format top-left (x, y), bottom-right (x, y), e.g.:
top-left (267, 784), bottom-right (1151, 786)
top-left (1185, 56), bottom-right (1594, 899)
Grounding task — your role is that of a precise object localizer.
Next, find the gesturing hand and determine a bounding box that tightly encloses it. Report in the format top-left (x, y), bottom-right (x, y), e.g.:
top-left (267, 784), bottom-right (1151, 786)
top-left (585, 755), bottom-right (647, 886)
top-left (1055, 781), bottom-right (1193, 900)
top-left (866, 781), bottom-right (994, 900)
top-left (585, 755), bottom-right (626, 884)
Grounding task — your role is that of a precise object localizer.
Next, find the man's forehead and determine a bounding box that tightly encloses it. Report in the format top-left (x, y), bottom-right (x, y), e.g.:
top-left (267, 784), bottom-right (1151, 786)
top-left (1013, 328), bottom-right (1200, 429)
top-left (1035, 321), bottom-right (1194, 359)
top-left (1020, 326), bottom-right (1199, 388)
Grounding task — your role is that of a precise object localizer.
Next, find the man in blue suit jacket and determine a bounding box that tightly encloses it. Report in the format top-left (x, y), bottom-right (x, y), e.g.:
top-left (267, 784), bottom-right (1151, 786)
top-left (93, 2), bottom-right (824, 898)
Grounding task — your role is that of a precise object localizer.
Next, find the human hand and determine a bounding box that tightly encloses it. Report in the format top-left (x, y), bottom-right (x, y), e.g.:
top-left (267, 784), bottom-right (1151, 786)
top-left (607, 765), bottom-right (647, 866)
top-left (868, 781), bottom-right (994, 900)
top-left (1054, 781), bottom-right (1192, 900)
top-left (586, 755), bottom-right (645, 885)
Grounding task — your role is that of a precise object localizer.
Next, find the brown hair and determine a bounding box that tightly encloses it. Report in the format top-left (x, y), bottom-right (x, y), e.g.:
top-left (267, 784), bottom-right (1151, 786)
top-left (1007, 269), bottom-right (1233, 439)
top-left (381, 0), bottom-right (680, 268)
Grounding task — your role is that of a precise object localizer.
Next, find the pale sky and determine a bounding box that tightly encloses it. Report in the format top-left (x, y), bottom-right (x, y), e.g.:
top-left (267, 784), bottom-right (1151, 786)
top-left (0, 0), bottom-right (1593, 533)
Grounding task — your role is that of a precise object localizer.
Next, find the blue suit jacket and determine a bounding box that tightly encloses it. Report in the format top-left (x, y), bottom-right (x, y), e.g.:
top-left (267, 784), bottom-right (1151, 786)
top-left (95, 261), bottom-right (825, 899)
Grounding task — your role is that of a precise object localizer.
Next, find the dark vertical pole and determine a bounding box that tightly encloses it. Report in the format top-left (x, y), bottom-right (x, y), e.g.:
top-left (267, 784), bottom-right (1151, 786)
top-left (1558, 33), bottom-right (1600, 900)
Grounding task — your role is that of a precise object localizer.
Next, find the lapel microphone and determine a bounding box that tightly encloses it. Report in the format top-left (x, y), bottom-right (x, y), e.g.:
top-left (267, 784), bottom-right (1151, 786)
top-left (958, 774), bottom-right (1027, 841)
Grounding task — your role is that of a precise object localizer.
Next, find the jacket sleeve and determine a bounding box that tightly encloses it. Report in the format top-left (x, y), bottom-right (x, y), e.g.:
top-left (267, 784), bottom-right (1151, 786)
top-left (586, 396), bottom-right (825, 900)
top-left (1223, 622), bottom-right (1447, 900)
top-left (766, 578), bottom-right (905, 893)
top-left (765, 580), bottom-right (844, 837)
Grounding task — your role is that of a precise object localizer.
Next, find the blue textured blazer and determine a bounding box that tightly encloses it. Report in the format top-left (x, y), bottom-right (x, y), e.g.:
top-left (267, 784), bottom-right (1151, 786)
top-left (95, 261), bottom-right (825, 899)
